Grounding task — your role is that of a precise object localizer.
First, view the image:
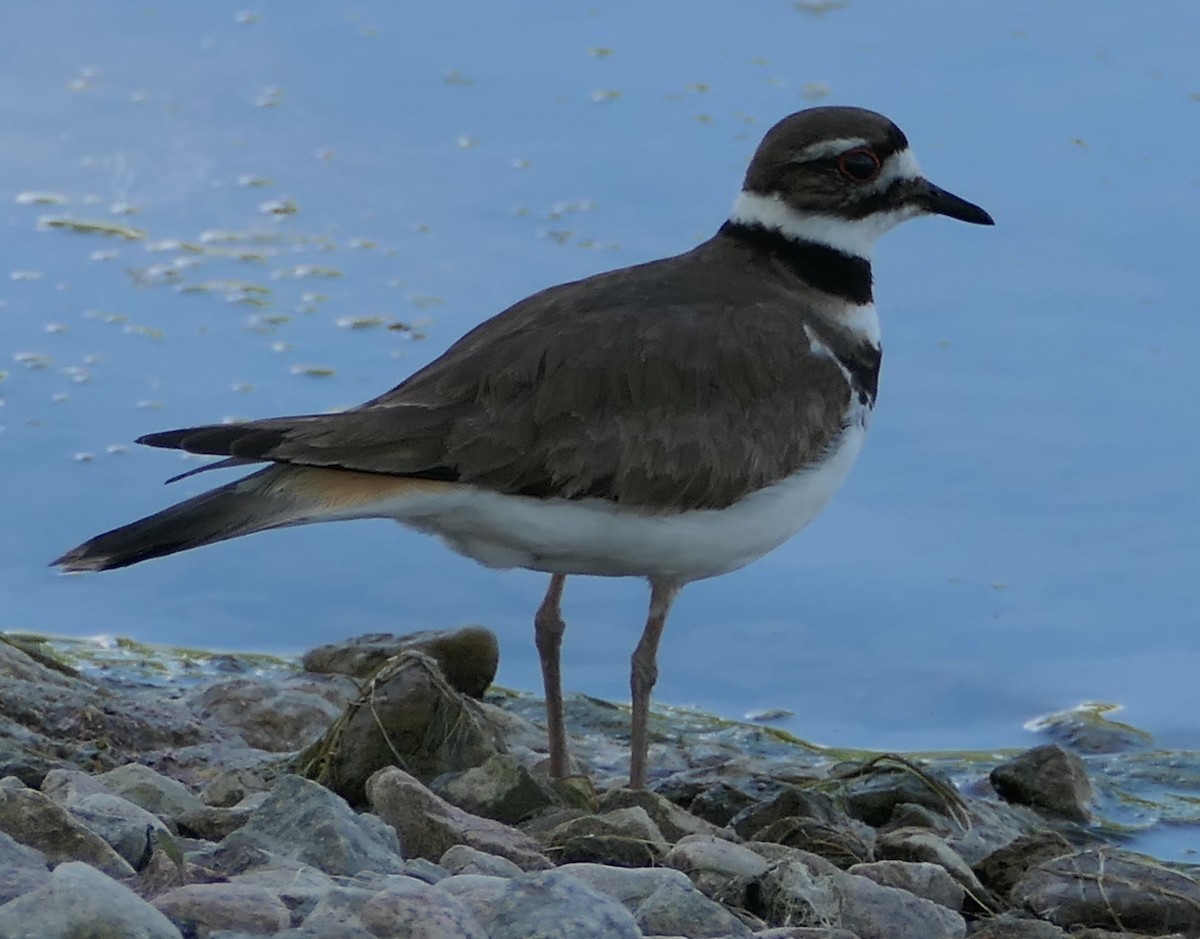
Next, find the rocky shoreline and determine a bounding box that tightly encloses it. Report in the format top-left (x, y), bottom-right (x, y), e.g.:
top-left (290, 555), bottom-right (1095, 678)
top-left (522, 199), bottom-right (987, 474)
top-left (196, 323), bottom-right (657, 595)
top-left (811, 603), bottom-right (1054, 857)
top-left (0, 628), bottom-right (1197, 938)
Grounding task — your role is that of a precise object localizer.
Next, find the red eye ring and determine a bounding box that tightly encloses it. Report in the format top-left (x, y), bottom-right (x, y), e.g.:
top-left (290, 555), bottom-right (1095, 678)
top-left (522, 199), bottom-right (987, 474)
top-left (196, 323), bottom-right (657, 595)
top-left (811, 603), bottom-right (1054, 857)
top-left (837, 148), bottom-right (882, 183)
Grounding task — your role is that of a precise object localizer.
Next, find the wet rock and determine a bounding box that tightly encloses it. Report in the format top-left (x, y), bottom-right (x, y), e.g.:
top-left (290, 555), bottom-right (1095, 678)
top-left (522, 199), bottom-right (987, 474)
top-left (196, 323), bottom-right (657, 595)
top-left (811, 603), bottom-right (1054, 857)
top-left (218, 773), bottom-right (405, 877)
top-left (0, 830), bottom-right (51, 904)
top-left (0, 861), bottom-right (181, 938)
top-left (152, 882), bottom-right (291, 935)
top-left (303, 626), bottom-right (500, 699)
top-left (634, 876), bottom-right (753, 937)
top-left (1011, 847), bottom-right (1200, 934)
top-left (366, 766), bottom-right (550, 870)
top-left (946, 798), bottom-right (1052, 868)
top-left (357, 876), bottom-right (491, 939)
top-left (440, 844), bottom-right (525, 877)
top-left (543, 805), bottom-right (669, 867)
top-left (968, 913), bottom-right (1070, 937)
top-left (95, 763), bottom-right (206, 819)
top-left (302, 653), bottom-right (503, 804)
top-left (598, 785), bottom-right (729, 843)
top-left (849, 859), bottom-right (965, 910)
top-left (439, 868), bottom-right (642, 939)
top-left (0, 778), bottom-right (133, 877)
top-left (973, 831), bottom-right (1075, 899)
top-left (990, 745), bottom-right (1092, 823)
top-left (66, 792), bottom-right (171, 870)
top-left (191, 673), bottom-right (356, 752)
top-left (839, 761), bottom-right (961, 828)
top-left (431, 752), bottom-right (560, 824)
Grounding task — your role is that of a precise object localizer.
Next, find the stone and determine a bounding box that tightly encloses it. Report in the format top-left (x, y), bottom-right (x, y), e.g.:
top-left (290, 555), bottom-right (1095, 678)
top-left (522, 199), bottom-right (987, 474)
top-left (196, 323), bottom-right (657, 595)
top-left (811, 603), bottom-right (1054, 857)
top-left (177, 803), bottom-right (256, 842)
top-left (67, 792), bottom-right (172, 870)
top-left (432, 753), bottom-right (560, 824)
top-left (95, 763), bottom-right (205, 819)
top-left (664, 834), bottom-right (771, 903)
top-left (366, 766), bottom-right (550, 871)
top-left (877, 827), bottom-right (994, 911)
top-left (839, 762), bottom-right (962, 828)
top-left (218, 774), bottom-right (405, 876)
top-left (152, 883), bottom-right (291, 935)
top-left (40, 767), bottom-right (111, 804)
top-left (753, 815), bottom-right (876, 868)
top-left (1011, 847), bottom-right (1200, 934)
top-left (191, 673), bottom-right (355, 752)
top-left (0, 830), bottom-right (51, 904)
top-left (848, 860), bottom-right (965, 910)
top-left (0, 861), bottom-right (182, 938)
top-left (303, 626), bottom-right (500, 699)
top-left (230, 865), bottom-right (340, 919)
top-left (303, 653), bottom-right (503, 804)
top-left (358, 877), bottom-right (491, 939)
top-left (634, 877), bottom-right (753, 937)
top-left (542, 806), bottom-right (669, 867)
top-left (968, 913), bottom-right (1070, 937)
top-left (440, 844), bottom-right (524, 877)
top-left (752, 929), bottom-right (862, 939)
top-left (439, 868), bottom-right (642, 939)
top-left (598, 786), bottom-right (730, 843)
top-left (989, 745), bottom-right (1092, 823)
top-left (0, 779), bottom-right (133, 878)
top-left (973, 831), bottom-right (1075, 899)
top-left (684, 780), bottom-right (762, 828)
top-left (556, 862), bottom-right (697, 910)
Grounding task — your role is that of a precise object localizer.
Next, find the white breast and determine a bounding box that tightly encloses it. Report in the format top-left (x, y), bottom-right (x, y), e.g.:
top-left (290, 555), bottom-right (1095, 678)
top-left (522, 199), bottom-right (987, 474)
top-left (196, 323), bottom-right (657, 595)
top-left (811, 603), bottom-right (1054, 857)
top-left (362, 420), bottom-right (868, 584)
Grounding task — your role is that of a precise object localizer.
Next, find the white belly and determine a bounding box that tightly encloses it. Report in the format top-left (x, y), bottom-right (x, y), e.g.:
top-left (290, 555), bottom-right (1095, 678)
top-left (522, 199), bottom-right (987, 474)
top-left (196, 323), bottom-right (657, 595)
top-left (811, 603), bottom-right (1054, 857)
top-left (365, 422), bottom-right (867, 583)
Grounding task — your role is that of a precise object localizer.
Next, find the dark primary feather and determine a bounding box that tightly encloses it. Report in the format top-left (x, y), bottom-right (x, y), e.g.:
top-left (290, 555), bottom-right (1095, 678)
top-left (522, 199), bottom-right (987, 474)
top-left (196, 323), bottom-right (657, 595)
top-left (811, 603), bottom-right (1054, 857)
top-left (140, 229), bottom-right (873, 512)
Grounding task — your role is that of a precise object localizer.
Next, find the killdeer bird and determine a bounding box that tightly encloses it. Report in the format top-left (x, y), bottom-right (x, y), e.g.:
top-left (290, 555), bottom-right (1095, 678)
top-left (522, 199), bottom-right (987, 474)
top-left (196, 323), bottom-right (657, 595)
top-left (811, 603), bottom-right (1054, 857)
top-left (55, 107), bottom-right (992, 788)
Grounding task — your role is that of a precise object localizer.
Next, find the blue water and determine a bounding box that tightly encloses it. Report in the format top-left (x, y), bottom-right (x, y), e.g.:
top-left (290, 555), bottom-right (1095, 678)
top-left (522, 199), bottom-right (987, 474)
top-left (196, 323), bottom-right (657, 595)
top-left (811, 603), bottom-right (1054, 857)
top-left (2, 0), bottom-right (1198, 810)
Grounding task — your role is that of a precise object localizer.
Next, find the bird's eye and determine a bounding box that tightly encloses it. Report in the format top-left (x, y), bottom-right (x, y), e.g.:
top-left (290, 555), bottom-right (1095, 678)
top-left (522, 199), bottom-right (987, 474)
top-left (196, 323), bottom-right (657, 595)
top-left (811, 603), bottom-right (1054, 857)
top-left (837, 148), bottom-right (882, 182)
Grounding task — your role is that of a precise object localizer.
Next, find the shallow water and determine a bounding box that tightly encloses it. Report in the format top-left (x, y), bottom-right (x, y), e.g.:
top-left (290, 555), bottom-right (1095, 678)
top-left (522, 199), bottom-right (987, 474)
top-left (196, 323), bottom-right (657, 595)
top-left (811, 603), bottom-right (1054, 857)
top-left (2, 1), bottom-right (1198, 855)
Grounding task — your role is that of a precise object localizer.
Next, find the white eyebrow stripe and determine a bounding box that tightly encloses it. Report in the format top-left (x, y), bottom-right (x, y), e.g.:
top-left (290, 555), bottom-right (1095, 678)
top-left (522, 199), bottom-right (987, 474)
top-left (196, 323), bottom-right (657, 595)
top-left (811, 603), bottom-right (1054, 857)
top-left (791, 137), bottom-right (870, 162)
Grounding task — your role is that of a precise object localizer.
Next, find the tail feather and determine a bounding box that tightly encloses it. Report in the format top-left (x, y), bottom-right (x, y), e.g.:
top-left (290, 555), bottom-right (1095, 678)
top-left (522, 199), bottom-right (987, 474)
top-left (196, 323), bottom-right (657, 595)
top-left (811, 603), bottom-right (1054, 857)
top-left (53, 467), bottom-right (297, 572)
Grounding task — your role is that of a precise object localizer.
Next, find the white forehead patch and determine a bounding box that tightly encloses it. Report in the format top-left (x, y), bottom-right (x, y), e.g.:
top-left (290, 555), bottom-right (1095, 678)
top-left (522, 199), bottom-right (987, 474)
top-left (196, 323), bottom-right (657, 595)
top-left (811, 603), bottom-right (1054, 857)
top-left (876, 147), bottom-right (923, 188)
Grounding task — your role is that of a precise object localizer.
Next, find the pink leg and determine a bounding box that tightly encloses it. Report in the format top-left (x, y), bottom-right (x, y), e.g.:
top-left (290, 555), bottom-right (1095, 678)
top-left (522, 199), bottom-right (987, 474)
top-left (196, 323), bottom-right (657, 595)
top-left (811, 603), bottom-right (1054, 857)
top-left (534, 573), bottom-right (569, 778)
top-left (628, 578), bottom-right (681, 789)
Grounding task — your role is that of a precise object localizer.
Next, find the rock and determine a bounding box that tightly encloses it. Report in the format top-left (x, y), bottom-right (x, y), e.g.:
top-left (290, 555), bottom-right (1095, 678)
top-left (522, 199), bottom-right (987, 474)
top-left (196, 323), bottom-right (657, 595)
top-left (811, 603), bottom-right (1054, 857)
top-left (0, 830), bottom-right (51, 904)
top-left (439, 868), bottom-right (642, 939)
top-left (0, 861), bottom-right (182, 938)
top-left (543, 806), bottom-right (669, 867)
top-left (366, 766), bottom-right (550, 870)
top-left (200, 769), bottom-right (269, 808)
top-left (190, 673), bottom-right (356, 752)
top-left (67, 792), bottom-right (172, 870)
top-left (945, 799), bottom-right (1051, 868)
top-left (989, 745), bottom-right (1092, 823)
top-left (303, 627), bottom-right (500, 699)
top-left (634, 877), bottom-right (753, 937)
top-left (753, 814), bottom-right (876, 868)
top-left (664, 834), bottom-right (771, 904)
top-left (752, 929), bottom-right (862, 939)
top-left (152, 883), bottom-right (291, 935)
top-left (1011, 847), bottom-right (1200, 934)
top-left (357, 877), bottom-right (491, 939)
top-left (839, 761), bottom-right (961, 828)
top-left (878, 827), bottom-right (994, 911)
top-left (40, 767), bottom-right (111, 804)
top-left (848, 860), bottom-right (965, 910)
top-left (431, 753), bottom-right (560, 824)
top-left (968, 913), bottom-right (1070, 937)
top-left (684, 780), bottom-right (763, 827)
top-left (556, 862), bottom-right (697, 910)
top-left (0, 779), bottom-right (133, 878)
top-left (230, 865), bottom-right (340, 919)
top-left (177, 803), bottom-right (256, 842)
top-left (598, 786), bottom-right (730, 843)
top-left (973, 832), bottom-right (1075, 899)
top-left (440, 844), bottom-right (524, 877)
top-left (302, 653), bottom-right (503, 804)
top-left (218, 774), bottom-right (405, 877)
top-left (95, 763), bottom-right (206, 819)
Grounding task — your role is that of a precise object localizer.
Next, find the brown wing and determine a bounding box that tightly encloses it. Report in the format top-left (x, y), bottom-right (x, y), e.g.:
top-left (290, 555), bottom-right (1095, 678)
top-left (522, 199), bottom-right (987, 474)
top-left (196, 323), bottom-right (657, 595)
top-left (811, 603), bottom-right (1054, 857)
top-left (141, 240), bottom-right (857, 511)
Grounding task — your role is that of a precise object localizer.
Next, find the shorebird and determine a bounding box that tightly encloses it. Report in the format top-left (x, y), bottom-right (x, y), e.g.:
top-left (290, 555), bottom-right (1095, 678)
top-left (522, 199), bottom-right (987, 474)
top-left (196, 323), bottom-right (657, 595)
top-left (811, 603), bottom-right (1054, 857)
top-left (55, 107), bottom-right (993, 788)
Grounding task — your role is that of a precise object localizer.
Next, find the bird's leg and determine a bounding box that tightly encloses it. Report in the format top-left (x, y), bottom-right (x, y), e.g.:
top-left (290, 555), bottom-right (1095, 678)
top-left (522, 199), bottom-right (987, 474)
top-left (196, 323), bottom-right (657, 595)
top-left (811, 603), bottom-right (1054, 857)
top-left (534, 573), bottom-right (569, 778)
top-left (628, 578), bottom-right (681, 789)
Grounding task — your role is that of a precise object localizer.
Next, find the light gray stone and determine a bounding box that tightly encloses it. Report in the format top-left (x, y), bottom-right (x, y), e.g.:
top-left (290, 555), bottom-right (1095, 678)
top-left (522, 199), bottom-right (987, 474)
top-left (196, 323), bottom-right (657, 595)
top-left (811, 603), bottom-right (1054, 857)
top-left (0, 780), bottom-right (133, 878)
top-left (231, 865), bottom-right (339, 918)
top-left (440, 844), bottom-right (524, 877)
top-left (432, 753), bottom-right (560, 824)
top-left (95, 763), bottom-right (205, 819)
top-left (598, 786), bottom-right (730, 843)
top-left (359, 877), bottom-right (490, 939)
top-left (877, 828), bottom-right (990, 906)
top-left (848, 860), bottom-right (965, 910)
top-left (191, 673), bottom-right (355, 752)
top-left (557, 862), bottom-right (695, 910)
top-left (0, 861), bottom-right (182, 938)
top-left (152, 883), bottom-right (291, 935)
top-left (40, 767), bottom-right (110, 805)
top-left (664, 834), bottom-right (771, 900)
top-left (634, 877), bottom-right (752, 937)
top-left (68, 792), bottom-right (171, 869)
top-left (0, 830), bottom-right (51, 905)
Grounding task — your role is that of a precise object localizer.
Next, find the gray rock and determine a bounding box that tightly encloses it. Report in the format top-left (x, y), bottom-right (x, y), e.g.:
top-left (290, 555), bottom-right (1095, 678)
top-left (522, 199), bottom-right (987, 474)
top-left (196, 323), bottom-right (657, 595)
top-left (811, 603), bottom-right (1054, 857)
top-left (634, 877), bottom-right (753, 937)
top-left (152, 883), bottom-right (291, 935)
top-left (303, 626), bottom-right (500, 699)
top-left (0, 779), bottom-right (133, 878)
top-left (178, 803), bottom-right (255, 842)
top-left (752, 929), bottom-right (862, 939)
top-left (664, 834), bottom-right (771, 903)
top-left (358, 877), bottom-right (490, 938)
top-left (366, 766), bottom-right (550, 870)
top-left (973, 831), bottom-right (1075, 899)
top-left (848, 860), bottom-right (965, 910)
top-left (0, 860), bottom-right (182, 938)
top-left (95, 763), bottom-right (205, 819)
top-left (432, 753), bottom-right (560, 824)
top-left (839, 762), bottom-right (961, 828)
top-left (306, 653), bottom-right (504, 804)
top-left (543, 805), bottom-right (669, 867)
top-left (1012, 847), bottom-right (1200, 934)
top-left (968, 913), bottom-right (1070, 937)
top-left (297, 884), bottom-right (377, 932)
top-left (68, 792), bottom-right (171, 869)
top-left (0, 830), bottom-right (51, 904)
top-left (555, 862), bottom-right (696, 910)
top-left (40, 767), bottom-right (110, 804)
top-left (219, 773), bottom-right (405, 876)
top-left (877, 827), bottom-right (994, 910)
top-left (441, 869), bottom-right (642, 939)
top-left (990, 745), bottom-right (1092, 823)
top-left (231, 865), bottom-right (339, 919)
top-left (191, 673), bottom-right (356, 752)
top-left (440, 844), bottom-right (525, 877)
top-left (598, 786), bottom-right (730, 843)
top-left (684, 780), bottom-right (762, 828)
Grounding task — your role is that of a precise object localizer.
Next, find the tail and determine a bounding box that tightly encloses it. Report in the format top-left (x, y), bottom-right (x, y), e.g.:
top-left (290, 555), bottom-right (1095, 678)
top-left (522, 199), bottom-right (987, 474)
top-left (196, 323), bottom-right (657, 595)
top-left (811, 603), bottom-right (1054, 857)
top-left (53, 465), bottom-right (452, 573)
top-left (53, 466), bottom-right (309, 572)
